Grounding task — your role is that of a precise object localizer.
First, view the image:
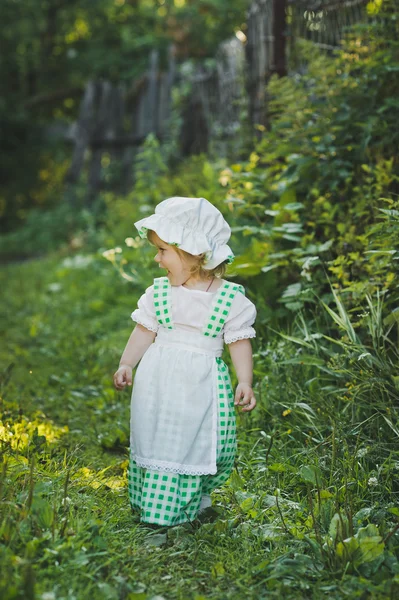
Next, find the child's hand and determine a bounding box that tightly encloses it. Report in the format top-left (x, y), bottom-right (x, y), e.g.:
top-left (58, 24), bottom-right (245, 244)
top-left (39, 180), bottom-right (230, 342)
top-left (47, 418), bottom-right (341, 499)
top-left (113, 364), bottom-right (132, 390)
top-left (234, 383), bottom-right (256, 412)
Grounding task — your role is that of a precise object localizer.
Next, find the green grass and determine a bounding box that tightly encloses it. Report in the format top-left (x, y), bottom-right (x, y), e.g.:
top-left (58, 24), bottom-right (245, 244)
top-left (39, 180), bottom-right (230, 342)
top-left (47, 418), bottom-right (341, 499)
top-left (1, 252), bottom-right (398, 599)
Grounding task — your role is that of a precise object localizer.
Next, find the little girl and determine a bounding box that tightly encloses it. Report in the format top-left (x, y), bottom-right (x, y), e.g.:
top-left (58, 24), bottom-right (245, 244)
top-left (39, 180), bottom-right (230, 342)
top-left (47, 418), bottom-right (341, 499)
top-left (114, 196), bottom-right (257, 527)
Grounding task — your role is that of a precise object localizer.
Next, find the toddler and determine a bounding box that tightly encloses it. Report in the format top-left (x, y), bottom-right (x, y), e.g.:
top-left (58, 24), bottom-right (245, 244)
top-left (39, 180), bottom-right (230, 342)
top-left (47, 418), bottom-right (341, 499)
top-left (114, 196), bottom-right (257, 526)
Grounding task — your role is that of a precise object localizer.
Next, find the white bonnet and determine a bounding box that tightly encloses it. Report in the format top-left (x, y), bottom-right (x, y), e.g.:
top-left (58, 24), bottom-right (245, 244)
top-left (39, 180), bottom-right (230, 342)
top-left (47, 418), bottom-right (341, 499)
top-left (134, 196), bottom-right (235, 270)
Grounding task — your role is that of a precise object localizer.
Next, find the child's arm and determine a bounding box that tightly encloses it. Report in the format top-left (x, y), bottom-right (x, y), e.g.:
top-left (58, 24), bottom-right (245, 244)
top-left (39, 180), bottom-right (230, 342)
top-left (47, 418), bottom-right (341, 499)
top-left (228, 339), bottom-right (256, 412)
top-left (114, 324), bottom-right (156, 390)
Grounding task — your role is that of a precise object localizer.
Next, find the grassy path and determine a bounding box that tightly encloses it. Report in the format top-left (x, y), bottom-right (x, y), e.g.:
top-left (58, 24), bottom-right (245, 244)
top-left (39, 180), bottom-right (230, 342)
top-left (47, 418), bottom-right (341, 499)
top-left (0, 254), bottom-right (397, 599)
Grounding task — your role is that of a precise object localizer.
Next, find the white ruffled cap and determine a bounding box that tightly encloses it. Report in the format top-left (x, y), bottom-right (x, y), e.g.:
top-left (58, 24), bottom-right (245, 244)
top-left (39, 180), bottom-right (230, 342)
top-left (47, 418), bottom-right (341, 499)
top-left (134, 197), bottom-right (235, 270)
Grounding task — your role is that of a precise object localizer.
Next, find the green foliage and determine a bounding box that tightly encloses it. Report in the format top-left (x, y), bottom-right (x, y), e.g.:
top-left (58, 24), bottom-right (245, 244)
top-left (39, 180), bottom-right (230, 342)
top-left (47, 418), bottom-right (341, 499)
top-left (216, 10), bottom-right (399, 327)
top-left (0, 0), bottom-right (249, 231)
top-left (1, 249), bottom-right (399, 599)
top-left (232, 289), bottom-right (399, 588)
top-left (1, 5), bottom-right (399, 598)
top-left (0, 202), bottom-right (101, 261)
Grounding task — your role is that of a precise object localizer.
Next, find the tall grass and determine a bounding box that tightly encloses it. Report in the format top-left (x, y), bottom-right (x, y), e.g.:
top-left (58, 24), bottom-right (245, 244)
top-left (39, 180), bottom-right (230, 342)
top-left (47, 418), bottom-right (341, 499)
top-left (1, 255), bottom-right (398, 598)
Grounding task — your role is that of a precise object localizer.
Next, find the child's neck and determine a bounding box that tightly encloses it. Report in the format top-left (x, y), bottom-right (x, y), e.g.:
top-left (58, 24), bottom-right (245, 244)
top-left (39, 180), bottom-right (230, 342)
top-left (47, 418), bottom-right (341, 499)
top-left (182, 275), bottom-right (217, 292)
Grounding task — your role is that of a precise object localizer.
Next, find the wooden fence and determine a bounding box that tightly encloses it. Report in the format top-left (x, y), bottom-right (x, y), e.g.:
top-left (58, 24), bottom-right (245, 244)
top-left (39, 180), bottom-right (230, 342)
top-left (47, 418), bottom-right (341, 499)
top-left (65, 47), bottom-right (175, 200)
top-left (65, 0), bottom-right (369, 200)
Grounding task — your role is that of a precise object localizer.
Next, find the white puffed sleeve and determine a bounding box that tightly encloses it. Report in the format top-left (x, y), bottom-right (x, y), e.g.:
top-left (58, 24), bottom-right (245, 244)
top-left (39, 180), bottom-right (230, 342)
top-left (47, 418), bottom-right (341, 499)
top-left (223, 291), bottom-right (257, 344)
top-left (131, 285), bottom-right (159, 333)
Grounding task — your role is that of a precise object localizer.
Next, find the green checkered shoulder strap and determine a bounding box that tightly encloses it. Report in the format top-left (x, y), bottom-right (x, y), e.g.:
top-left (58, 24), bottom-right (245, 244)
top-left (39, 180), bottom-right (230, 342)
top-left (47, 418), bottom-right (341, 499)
top-left (203, 281), bottom-right (245, 338)
top-left (153, 276), bottom-right (174, 329)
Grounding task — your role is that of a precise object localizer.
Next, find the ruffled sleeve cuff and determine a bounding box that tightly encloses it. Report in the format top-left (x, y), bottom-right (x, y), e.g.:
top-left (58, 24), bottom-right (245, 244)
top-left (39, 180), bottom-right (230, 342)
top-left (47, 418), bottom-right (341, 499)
top-left (131, 285), bottom-right (159, 333)
top-left (131, 310), bottom-right (159, 333)
top-left (224, 326), bottom-right (256, 345)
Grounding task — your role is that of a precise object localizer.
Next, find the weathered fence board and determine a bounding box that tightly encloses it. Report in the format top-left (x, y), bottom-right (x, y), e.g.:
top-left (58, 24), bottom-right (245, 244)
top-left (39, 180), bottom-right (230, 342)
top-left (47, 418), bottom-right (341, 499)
top-left (65, 81), bottom-right (97, 186)
top-left (246, 0), bottom-right (276, 127)
top-left (183, 36), bottom-right (247, 156)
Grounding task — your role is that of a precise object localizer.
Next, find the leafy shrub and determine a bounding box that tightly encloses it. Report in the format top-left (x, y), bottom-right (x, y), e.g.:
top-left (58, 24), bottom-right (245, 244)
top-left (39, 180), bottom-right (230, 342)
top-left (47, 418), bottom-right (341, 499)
top-left (216, 8), bottom-right (399, 327)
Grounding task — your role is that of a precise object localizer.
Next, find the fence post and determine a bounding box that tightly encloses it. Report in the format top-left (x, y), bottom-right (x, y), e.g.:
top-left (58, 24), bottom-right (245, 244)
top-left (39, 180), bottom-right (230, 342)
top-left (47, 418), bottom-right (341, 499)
top-left (246, 0), bottom-right (288, 130)
top-left (158, 44), bottom-right (176, 136)
top-left (246, 0), bottom-right (275, 129)
top-left (273, 0), bottom-right (287, 77)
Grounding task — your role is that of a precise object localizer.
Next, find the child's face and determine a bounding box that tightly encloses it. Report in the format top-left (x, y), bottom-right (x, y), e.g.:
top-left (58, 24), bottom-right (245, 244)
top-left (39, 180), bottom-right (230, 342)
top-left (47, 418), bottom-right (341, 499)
top-left (151, 232), bottom-right (196, 286)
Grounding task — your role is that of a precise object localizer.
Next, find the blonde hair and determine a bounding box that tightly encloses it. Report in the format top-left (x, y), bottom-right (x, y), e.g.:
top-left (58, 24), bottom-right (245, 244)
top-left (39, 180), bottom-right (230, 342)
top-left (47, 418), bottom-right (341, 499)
top-left (147, 229), bottom-right (228, 279)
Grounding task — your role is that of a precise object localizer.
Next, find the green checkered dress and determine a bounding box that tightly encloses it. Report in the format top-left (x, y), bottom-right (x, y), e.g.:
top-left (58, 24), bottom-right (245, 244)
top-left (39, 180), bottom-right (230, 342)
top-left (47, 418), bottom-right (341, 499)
top-left (128, 278), bottom-right (243, 526)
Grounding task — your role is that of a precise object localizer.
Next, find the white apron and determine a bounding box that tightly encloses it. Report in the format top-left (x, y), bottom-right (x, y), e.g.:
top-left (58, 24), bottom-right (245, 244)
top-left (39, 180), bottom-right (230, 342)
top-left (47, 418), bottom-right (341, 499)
top-left (130, 277), bottom-right (242, 476)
